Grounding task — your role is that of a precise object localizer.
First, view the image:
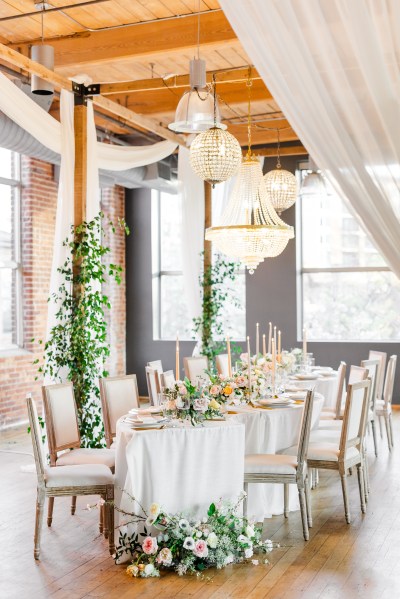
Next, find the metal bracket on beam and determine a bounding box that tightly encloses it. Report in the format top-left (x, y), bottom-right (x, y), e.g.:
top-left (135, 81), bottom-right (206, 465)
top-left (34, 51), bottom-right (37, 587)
top-left (72, 81), bottom-right (101, 105)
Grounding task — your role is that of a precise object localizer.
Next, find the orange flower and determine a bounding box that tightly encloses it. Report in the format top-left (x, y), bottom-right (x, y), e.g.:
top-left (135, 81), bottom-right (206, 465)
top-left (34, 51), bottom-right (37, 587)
top-left (223, 385), bottom-right (233, 396)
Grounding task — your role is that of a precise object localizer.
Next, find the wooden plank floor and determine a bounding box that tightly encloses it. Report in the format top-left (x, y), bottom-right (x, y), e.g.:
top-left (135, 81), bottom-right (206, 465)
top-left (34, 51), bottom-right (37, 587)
top-left (1, 413), bottom-right (399, 599)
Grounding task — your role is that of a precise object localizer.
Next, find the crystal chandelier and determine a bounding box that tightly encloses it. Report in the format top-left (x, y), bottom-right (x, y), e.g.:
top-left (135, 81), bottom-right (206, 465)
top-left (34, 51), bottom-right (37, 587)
top-left (264, 129), bottom-right (297, 214)
top-left (205, 74), bottom-right (294, 273)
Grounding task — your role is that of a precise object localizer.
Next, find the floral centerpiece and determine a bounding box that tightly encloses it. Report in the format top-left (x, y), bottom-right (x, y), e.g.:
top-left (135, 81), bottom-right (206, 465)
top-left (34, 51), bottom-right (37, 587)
top-left (162, 378), bottom-right (224, 426)
top-left (205, 372), bottom-right (249, 405)
top-left (114, 493), bottom-right (276, 578)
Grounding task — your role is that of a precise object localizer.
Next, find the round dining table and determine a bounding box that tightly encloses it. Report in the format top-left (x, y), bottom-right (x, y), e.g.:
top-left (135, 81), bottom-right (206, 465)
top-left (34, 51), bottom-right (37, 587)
top-left (228, 393), bottom-right (324, 521)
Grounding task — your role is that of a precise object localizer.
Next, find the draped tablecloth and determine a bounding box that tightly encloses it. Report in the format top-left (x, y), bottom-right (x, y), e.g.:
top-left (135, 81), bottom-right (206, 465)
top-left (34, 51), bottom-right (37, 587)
top-left (114, 418), bottom-right (245, 537)
top-left (229, 393), bottom-right (324, 521)
top-left (290, 373), bottom-right (339, 409)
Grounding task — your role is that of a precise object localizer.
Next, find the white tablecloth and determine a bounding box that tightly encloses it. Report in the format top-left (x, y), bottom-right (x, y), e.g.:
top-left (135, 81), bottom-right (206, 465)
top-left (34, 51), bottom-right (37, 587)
top-left (290, 373), bottom-right (338, 409)
top-left (114, 418), bottom-right (245, 540)
top-left (229, 394), bottom-right (324, 521)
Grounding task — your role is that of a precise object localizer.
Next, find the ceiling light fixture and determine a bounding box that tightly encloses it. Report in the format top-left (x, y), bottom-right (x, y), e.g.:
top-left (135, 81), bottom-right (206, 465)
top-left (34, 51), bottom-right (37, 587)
top-left (263, 128), bottom-right (298, 214)
top-left (31, 3), bottom-right (54, 95)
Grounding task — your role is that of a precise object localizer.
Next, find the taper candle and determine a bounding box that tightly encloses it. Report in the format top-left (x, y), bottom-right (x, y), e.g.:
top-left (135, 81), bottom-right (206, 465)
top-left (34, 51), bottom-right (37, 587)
top-left (247, 336), bottom-right (252, 398)
top-left (226, 335), bottom-right (232, 377)
top-left (262, 333), bottom-right (266, 358)
top-left (274, 325), bottom-right (277, 350)
top-left (268, 322), bottom-right (272, 354)
top-left (256, 322), bottom-right (259, 356)
top-left (272, 337), bottom-right (276, 389)
top-left (278, 330), bottom-right (281, 362)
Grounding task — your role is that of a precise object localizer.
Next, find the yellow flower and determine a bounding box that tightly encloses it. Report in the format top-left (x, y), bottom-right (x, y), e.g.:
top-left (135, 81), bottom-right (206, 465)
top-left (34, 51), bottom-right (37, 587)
top-left (126, 564), bottom-right (139, 577)
top-left (223, 385), bottom-right (233, 396)
top-left (209, 398), bottom-right (220, 410)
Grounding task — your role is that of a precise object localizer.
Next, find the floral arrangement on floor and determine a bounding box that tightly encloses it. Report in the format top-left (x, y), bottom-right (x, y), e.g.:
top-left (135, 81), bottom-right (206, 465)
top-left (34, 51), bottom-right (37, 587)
top-left (114, 493), bottom-right (276, 578)
top-left (162, 378), bottom-right (224, 425)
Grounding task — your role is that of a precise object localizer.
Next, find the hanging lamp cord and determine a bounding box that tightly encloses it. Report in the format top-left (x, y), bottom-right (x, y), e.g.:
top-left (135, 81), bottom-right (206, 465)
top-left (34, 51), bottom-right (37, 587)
top-left (212, 73), bottom-right (217, 127)
top-left (246, 66), bottom-right (253, 158)
top-left (276, 128), bottom-right (281, 169)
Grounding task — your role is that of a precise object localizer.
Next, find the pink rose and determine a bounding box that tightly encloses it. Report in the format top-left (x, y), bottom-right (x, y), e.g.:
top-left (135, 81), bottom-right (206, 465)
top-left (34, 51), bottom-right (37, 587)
top-left (235, 375), bottom-right (246, 388)
top-left (178, 385), bottom-right (187, 395)
top-left (210, 385), bottom-right (221, 395)
top-left (142, 536), bottom-right (158, 555)
top-left (193, 539), bottom-right (209, 558)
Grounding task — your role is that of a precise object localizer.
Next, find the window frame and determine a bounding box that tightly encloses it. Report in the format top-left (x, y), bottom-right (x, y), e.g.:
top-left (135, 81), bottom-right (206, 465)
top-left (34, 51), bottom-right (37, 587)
top-left (0, 152), bottom-right (23, 351)
top-left (296, 162), bottom-right (394, 343)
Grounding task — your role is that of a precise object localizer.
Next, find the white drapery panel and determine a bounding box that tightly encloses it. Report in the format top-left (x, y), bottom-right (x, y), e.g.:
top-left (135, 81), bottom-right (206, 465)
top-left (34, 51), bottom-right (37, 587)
top-left (0, 71), bottom-right (177, 170)
top-left (220, 0), bottom-right (400, 278)
top-left (178, 146), bottom-right (205, 326)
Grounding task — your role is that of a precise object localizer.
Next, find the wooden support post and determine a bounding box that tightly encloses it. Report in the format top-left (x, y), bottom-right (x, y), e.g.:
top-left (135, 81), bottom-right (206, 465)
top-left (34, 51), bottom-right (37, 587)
top-left (202, 181), bottom-right (212, 350)
top-left (73, 99), bottom-right (87, 302)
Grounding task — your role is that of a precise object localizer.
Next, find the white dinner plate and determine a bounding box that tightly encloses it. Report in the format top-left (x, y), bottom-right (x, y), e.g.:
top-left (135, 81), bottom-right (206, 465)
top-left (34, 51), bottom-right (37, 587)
top-left (129, 406), bottom-right (162, 415)
top-left (312, 366), bottom-right (333, 372)
top-left (294, 373), bottom-right (319, 380)
top-left (287, 391), bottom-right (307, 400)
top-left (131, 422), bottom-right (165, 430)
top-left (258, 398), bottom-right (294, 407)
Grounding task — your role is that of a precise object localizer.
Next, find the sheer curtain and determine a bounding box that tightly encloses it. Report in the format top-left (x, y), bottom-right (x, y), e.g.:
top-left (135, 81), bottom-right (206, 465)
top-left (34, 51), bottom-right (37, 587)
top-left (220, 0), bottom-right (400, 278)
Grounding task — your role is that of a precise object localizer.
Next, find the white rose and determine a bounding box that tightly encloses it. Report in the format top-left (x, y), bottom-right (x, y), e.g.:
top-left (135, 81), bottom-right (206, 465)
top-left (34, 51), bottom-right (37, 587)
top-left (224, 554), bottom-right (234, 565)
top-left (245, 525), bottom-right (255, 538)
top-left (144, 564), bottom-right (155, 575)
top-left (206, 532), bottom-right (218, 548)
top-left (244, 547), bottom-right (253, 558)
top-left (149, 503), bottom-right (160, 519)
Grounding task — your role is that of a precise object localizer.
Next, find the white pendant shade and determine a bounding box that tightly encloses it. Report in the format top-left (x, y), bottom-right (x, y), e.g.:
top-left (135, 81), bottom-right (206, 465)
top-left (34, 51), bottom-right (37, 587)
top-left (169, 89), bottom-right (226, 133)
top-left (264, 167), bottom-right (298, 214)
top-left (206, 155), bottom-right (294, 273)
top-left (31, 45), bottom-right (54, 96)
top-left (301, 171), bottom-right (327, 196)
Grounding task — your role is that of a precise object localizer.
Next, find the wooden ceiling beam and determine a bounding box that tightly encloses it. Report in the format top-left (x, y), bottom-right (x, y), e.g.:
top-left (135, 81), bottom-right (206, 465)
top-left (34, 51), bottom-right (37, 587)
top-left (0, 43), bottom-right (184, 145)
top-left (100, 67), bottom-right (263, 95)
top-left (9, 11), bottom-right (236, 69)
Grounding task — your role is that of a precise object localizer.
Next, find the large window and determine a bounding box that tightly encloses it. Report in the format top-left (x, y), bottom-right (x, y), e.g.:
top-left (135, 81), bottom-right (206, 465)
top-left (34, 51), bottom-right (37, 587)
top-left (0, 149), bottom-right (22, 351)
top-left (298, 167), bottom-right (400, 341)
top-left (152, 189), bottom-right (246, 341)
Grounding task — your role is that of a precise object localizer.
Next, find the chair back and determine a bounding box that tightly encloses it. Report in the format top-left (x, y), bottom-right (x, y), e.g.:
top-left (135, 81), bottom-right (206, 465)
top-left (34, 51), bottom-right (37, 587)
top-left (184, 356), bottom-right (209, 385)
top-left (296, 389), bottom-right (315, 470)
top-left (42, 383), bottom-right (80, 465)
top-left (334, 361), bottom-right (347, 419)
top-left (360, 359), bottom-right (379, 413)
top-left (339, 380), bottom-right (370, 459)
top-left (369, 350), bottom-right (387, 400)
top-left (160, 370), bottom-right (176, 389)
top-left (148, 360), bottom-right (163, 374)
top-left (348, 365), bottom-right (368, 385)
top-left (145, 366), bottom-right (161, 406)
top-left (383, 355), bottom-right (397, 408)
top-left (99, 374), bottom-right (139, 447)
top-left (26, 394), bottom-right (45, 485)
top-left (216, 353), bottom-right (230, 378)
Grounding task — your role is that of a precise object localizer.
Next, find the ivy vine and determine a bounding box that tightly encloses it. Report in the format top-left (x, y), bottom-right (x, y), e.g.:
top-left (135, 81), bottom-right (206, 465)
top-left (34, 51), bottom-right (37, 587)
top-left (34, 212), bottom-right (129, 448)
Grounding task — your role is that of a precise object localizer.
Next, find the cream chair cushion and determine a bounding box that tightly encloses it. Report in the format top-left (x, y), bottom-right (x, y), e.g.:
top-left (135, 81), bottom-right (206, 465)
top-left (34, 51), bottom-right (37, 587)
top-left (375, 399), bottom-right (390, 414)
top-left (245, 453), bottom-right (298, 475)
top-left (44, 464), bottom-right (114, 488)
top-left (281, 442), bottom-right (360, 462)
top-left (56, 448), bottom-right (115, 469)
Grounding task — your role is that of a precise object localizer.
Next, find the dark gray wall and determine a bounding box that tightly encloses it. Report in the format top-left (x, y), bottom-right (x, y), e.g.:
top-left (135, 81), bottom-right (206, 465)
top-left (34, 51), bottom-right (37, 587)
top-left (126, 159), bottom-right (400, 401)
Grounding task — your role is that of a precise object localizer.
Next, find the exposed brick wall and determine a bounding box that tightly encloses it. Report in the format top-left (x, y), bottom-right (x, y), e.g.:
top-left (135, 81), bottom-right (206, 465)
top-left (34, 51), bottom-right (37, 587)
top-left (0, 156), bottom-right (126, 430)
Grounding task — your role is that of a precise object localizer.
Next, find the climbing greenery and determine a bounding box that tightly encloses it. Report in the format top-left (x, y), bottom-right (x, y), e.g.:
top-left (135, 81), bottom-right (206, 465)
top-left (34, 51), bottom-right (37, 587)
top-left (192, 253), bottom-right (242, 368)
top-left (35, 212), bottom-right (129, 448)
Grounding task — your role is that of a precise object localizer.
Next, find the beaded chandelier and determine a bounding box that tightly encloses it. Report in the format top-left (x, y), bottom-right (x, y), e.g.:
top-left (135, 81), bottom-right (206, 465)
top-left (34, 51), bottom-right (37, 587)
top-left (264, 129), bottom-right (298, 214)
top-left (189, 77), bottom-right (242, 185)
top-left (205, 74), bottom-right (294, 274)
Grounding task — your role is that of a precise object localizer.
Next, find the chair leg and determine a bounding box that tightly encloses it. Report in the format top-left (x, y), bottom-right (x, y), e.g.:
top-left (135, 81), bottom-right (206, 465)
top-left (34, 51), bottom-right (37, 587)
top-left (315, 468), bottom-right (319, 487)
top-left (384, 415), bottom-right (392, 452)
top-left (71, 496), bottom-right (77, 515)
top-left (34, 488), bottom-right (45, 560)
top-left (47, 496), bottom-right (54, 527)
top-left (298, 487), bottom-right (309, 541)
top-left (102, 500), bottom-right (109, 539)
top-left (378, 414), bottom-right (383, 438)
top-left (107, 502), bottom-right (115, 556)
top-left (363, 450), bottom-right (370, 499)
top-left (99, 504), bottom-right (104, 536)
top-left (389, 413), bottom-right (394, 448)
top-left (357, 465), bottom-right (366, 514)
top-left (340, 473), bottom-right (351, 524)
top-left (243, 482), bottom-right (249, 517)
top-left (371, 420), bottom-right (378, 457)
top-left (283, 484), bottom-right (289, 518)
top-left (304, 476), bottom-right (312, 528)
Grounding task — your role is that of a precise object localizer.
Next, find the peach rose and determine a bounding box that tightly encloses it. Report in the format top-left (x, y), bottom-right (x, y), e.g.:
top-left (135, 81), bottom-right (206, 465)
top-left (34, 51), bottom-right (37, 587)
top-left (210, 384), bottom-right (221, 395)
top-left (142, 536), bottom-right (158, 555)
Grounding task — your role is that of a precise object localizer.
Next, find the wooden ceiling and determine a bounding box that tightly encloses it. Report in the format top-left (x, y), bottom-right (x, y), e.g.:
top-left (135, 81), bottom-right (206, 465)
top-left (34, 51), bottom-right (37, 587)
top-left (0, 0), bottom-right (305, 155)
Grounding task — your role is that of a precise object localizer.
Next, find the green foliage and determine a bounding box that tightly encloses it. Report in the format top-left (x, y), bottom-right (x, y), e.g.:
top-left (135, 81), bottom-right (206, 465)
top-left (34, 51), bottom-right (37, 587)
top-left (192, 253), bottom-right (242, 367)
top-left (37, 212), bottom-right (129, 448)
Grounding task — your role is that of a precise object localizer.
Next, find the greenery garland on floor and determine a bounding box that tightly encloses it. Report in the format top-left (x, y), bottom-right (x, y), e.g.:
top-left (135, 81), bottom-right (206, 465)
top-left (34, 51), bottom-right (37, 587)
top-left (35, 212), bottom-right (129, 447)
top-left (192, 254), bottom-right (243, 368)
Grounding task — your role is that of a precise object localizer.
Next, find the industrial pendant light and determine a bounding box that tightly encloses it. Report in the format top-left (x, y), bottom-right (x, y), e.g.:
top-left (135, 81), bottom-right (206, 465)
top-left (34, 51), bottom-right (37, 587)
top-left (205, 72), bottom-right (294, 273)
top-left (31, 3), bottom-right (54, 96)
top-left (168, 2), bottom-right (225, 133)
top-left (263, 129), bottom-right (298, 214)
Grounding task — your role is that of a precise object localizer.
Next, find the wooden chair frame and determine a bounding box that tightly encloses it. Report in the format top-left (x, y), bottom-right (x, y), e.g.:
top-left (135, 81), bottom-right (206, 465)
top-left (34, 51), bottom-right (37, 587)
top-left (308, 379), bottom-right (370, 524)
top-left (368, 350), bottom-right (387, 402)
top-left (376, 354), bottom-right (397, 451)
top-left (99, 374), bottom-right (139, 449)
top-left (183, 356), bottom-right (209, 385)
top-left (145, 366), bottom-right (161, 405)
top-left (244, 390), bottom-right (314, 541)
top-left (160, 369), bottom-right (175, 389)
top-left (27, 395), bottom-right (114, 560)
top-left (360, 359), bottom-right (379, 457)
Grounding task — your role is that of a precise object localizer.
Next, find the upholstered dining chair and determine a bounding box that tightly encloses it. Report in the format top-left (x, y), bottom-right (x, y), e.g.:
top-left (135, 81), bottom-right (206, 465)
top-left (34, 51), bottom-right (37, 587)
top-left (368, 350), bottom-right (387, 402)
top-left (318, 365), bottom-right (367, 431)
top-left (148, 360), bottom-right (163, 374)
top-left (145, 366), bottom-right (161, 405)
top-left (216, 353), bottom-right (230, 378)
top-left (27, 394), bottom-right (114, 560)
top-left (160, 370), bottom-right (175, 389)
top-left (285, 380), bottom-right (370, 524)
top-left (99, 374), bottom-right (140, 449)
top-left (244, 389), bottom-right (315, 541)
top-left (42, 383), bottom-right (115, 526)
top-left (320, 362), bottom-right (347, 420)
top-left (375, 354), bottom-right (397, 451)
top-left (184, 356), bottom-right (209, 385)
top-left (360, 359), bottom-right (379, 456)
